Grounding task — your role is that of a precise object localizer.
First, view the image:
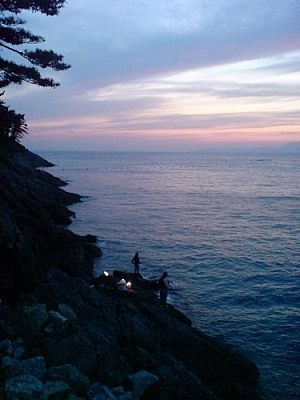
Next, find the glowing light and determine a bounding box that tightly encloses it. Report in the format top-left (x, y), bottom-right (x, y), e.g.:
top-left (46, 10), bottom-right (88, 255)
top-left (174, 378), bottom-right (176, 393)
top-left (103, 271), bottom-right (109, 277)
top-left (118, 279), bottom-right (127, 291)
top-left (126, 282), bottom-right (132, 290)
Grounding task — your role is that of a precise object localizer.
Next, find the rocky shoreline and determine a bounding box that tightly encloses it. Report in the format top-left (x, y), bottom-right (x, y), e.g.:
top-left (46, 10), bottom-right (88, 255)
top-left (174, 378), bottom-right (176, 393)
top-left (0, 140), bottom-right (262, 399)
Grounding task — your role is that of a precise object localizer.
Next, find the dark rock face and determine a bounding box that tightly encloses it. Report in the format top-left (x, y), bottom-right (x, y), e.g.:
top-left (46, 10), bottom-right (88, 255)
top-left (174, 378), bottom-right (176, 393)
top-left (0, 140), bottom-right (101, 302)
top-left (0, 140), bottom-right (262, 399)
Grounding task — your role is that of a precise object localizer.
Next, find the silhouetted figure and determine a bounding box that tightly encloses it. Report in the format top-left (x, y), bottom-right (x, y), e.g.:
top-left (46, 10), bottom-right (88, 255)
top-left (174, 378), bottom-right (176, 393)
top-left (131, 252), bottom-right (141, 274)
top-left (158, 271), bottom-right (170, 307)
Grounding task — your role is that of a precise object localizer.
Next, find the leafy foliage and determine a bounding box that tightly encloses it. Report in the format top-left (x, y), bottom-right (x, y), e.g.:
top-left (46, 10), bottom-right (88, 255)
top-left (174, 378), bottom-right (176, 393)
top-left (0, 0), bottom-right (70, 141)
top-left (0, 0), bottom-right (66, 16)
top-left (0, 96), bottom-right (27, 141)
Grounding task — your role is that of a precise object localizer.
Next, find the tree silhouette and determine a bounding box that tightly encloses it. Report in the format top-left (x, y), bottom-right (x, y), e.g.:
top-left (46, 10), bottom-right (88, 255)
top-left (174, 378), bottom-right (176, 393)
top-left (0, 97), bottom-right (27, 140)
top-left (0, 0), bottom-right (70, 141)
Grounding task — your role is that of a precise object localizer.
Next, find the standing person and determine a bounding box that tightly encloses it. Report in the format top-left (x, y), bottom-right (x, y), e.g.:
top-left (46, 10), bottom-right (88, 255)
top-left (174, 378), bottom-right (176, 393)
top-left (158, 271), bottom-right (170, 307)
top-left (131, 252), bottom-right (141, 274)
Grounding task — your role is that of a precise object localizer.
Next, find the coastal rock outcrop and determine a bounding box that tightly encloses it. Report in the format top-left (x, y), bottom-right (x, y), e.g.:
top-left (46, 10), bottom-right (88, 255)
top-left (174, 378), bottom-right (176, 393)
top-left (0, 139), bottom-right (262, 399)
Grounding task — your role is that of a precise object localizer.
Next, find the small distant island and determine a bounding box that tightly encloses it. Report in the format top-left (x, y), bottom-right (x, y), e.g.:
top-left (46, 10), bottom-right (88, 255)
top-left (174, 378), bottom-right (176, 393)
top-left (0, 139), bottom-right (262, 399)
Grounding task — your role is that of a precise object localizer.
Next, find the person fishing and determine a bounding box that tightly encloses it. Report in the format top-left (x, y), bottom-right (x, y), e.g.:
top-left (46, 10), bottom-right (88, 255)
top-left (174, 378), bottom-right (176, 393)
top-left (131, 252), bottom-right (141, 274)
top-left (158, 271), bottom-right (170, 307)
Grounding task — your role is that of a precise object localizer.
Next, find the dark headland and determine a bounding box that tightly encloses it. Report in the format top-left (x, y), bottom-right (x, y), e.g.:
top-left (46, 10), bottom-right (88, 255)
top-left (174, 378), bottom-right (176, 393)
top-left (0, 139), bottom-right (262, 399)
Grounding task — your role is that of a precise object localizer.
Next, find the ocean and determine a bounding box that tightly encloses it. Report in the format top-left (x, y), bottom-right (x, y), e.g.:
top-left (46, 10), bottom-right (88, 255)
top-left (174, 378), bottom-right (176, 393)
top-left (39, 150), bottom-right (299, 399)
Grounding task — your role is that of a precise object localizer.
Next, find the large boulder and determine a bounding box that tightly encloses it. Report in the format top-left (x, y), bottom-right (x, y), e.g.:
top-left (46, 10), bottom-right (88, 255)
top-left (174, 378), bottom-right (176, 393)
top-left (47, 364), bottom-right (90, 397)
top-left (21, 304), bottom-right (48, 333)
top-left (2, 356), bottom-right (47, 382)
top-left (87, 382), bottom-right (116, 400)
top-left (126, 370), bottom-right (158, 400)
top-left (4, 374), bottom-right (43, 399)
top-left (41, 380), bottom-right (70, 400)
top-left (20, 356), bottom-right (47, 381)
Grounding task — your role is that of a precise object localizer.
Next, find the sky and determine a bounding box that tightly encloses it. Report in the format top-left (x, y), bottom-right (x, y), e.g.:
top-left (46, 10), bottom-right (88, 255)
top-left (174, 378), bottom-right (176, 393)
top-left (3, 0), bottom-right (300, 151)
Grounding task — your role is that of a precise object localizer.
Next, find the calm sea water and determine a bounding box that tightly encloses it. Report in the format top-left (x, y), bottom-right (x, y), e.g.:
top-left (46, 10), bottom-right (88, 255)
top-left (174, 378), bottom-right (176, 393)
top-left (39, 151), bottom-right (300, 399)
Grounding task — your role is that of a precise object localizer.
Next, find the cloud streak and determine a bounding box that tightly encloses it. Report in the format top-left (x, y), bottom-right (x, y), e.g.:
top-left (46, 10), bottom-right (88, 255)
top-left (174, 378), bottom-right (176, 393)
top-left (3, 0), bottom-right (300, 150)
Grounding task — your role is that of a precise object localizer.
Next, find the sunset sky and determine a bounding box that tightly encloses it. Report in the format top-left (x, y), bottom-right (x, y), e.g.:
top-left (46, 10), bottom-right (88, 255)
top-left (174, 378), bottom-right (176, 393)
top-left (4, 0), bottom-right (300, 151)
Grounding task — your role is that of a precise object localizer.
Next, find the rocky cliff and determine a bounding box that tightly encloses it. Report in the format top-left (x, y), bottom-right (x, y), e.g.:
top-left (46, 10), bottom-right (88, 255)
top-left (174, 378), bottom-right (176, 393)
top-left (0, 139), bottom-right (262, 399)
